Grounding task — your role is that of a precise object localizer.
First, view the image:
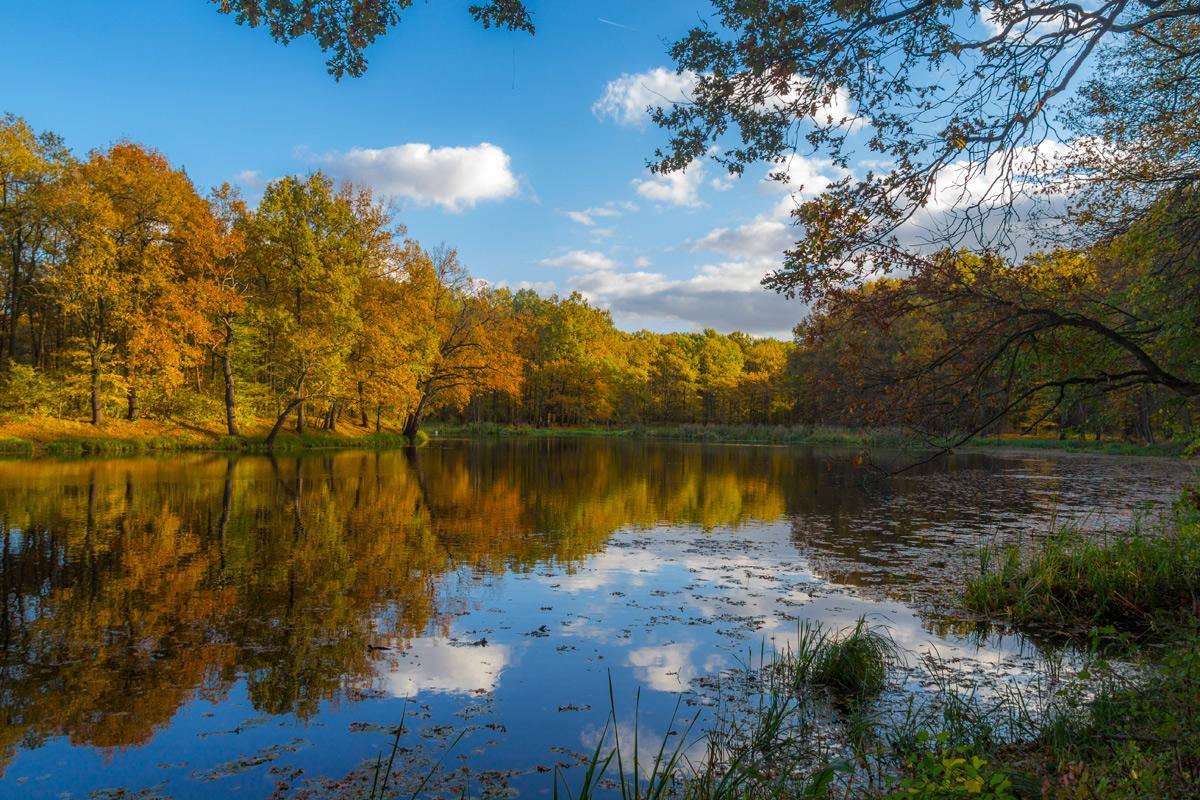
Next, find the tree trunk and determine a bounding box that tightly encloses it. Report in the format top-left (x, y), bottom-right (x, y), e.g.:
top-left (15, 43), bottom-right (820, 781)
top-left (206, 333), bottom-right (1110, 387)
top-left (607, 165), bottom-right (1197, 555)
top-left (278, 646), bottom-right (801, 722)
top-left (403, 412), bottom-right (421, 439)
top-left (375, 403), bottom-right (383, 432)
top-left (126, 386), bottom-right (139, 422)
top-left (358, 381), bottom-right (368, 427)
top-left (222, 321), bottom-right (239, 436)
top-left (90, 349), bottom-right (103, 426)
top-left (295, 402), bottom-right (305, 433)
top-left (1138, 386), bottom-right (1156, 445)
top-left (266, 397), bottom-right (304, 447)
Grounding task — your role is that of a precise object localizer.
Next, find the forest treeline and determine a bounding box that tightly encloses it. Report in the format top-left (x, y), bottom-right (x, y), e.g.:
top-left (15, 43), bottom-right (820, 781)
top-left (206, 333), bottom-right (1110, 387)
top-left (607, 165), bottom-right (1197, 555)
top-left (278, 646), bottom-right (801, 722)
top-left (1, 114), bottom-right (1195, 445)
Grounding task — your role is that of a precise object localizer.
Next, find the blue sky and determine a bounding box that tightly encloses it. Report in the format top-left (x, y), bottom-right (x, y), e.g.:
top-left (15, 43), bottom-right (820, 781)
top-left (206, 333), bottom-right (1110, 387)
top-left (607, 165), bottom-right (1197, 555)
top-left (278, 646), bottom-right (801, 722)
top-left (0, 1), bottom-right (860, 337)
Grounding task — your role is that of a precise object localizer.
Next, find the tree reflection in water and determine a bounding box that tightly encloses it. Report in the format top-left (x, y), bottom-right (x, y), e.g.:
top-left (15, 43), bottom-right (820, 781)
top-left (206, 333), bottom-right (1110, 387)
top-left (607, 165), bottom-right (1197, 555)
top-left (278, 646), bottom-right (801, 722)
top-left (0, 440), bottom-right (1187, 782)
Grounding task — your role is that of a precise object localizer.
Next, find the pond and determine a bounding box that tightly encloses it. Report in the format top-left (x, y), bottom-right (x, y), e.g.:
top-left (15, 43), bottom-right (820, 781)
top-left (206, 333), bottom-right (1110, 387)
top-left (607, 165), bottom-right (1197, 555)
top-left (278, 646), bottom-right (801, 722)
top-left (0, 439), bottom-right (1192, 798)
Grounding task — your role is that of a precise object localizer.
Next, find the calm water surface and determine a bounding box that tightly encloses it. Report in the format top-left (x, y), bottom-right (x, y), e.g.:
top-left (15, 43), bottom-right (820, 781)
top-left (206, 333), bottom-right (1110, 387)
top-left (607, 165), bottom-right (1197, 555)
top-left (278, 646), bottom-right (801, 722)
top-left (0, 439), bottom-right (1192, 798)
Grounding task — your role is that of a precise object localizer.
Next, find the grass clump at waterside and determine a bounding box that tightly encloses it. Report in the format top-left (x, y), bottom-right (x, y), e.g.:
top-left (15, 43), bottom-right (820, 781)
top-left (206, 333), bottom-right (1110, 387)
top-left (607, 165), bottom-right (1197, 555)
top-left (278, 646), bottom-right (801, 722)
top-left (963, 494), bottom-right (1200, 638)
top-left (430, 421), bottom-right (1191, 456)
top-left (774, 618), bottom-right (900, 703)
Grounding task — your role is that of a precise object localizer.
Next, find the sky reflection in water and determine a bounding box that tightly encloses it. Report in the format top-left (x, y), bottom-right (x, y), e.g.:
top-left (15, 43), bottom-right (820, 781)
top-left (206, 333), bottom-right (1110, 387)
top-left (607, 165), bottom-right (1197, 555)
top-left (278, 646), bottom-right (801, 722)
top-left (0, 440), bottom-right (1192, 798)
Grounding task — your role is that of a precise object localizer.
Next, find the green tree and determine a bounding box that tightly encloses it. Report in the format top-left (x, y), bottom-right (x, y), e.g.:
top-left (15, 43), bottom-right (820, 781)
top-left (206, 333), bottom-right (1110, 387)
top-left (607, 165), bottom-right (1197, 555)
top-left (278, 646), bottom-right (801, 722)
top-left (242, 173), bottom-right (367, 444)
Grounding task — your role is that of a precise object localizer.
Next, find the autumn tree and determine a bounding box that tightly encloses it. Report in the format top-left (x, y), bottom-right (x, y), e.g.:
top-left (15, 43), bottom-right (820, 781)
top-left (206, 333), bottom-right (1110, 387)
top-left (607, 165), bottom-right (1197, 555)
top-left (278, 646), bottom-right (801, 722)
top-left (694, 329), bottom-right (744, 424)
top-left (649, 0), bottom-right (1200, 443)
top-left (648, 335), bottom-right (700, 423)
top-left (0, 115), bottom-right (71, 364)
top-left (401, 247), bottom-right (522, 438)
top-left (208, 183), bottom-right (250, 436)
top-left (734, 335), bottom-right (791, 424)
top-left (352, 239), bottom-right (428, 430)
top-left (67, 143), bottom-right (228, 422)
top-left (242, 173), bottom-right (368, 444)
top-left (48, 167), bottom-right (120, 424)
top-left (513, 290), bottom-right (620, 426)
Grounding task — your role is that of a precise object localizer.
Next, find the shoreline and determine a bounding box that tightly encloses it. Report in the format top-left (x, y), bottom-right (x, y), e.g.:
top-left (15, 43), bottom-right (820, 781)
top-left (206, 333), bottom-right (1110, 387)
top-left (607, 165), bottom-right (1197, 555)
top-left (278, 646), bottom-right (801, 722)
top-left (427, 422), bottom-right (1189, 458)
top-left (0, 418), bottom-right (1187, 459)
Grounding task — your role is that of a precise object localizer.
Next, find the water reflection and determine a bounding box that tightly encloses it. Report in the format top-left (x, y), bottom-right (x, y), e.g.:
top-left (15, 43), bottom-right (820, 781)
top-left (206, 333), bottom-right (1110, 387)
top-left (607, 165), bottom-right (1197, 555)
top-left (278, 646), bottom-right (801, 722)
top-left (0, 440), bottom-right (1190, 796)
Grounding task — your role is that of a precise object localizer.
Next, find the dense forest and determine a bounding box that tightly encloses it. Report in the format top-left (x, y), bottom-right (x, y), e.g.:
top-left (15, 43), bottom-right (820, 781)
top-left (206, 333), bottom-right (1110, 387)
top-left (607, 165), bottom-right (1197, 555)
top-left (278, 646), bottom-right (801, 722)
top-left (0, 113), bottom-right (1196, 445)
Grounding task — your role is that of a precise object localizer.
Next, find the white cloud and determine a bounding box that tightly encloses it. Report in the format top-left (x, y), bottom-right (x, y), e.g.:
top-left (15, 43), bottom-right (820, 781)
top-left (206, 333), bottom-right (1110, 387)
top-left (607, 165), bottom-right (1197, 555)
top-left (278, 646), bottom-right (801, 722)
top-left (566, 201), bottom-right (638, 227)
top-left (568, 257), bottom-right (801, 337)
top-left (381, 637), bottom-right (512, 696)
top-left (634, 256), bottom-right (652, 269)
top-left (593, 67), bottom-right (699, 127)
top-left (764, 157), bottom-right (849, 201)
top-left (312, 142), bottom-right (518, 212)
top-left (693, 217), bottom-right (793, 261)
top-left (893, 139), bottom-right (1072, 254)
top-left (540, 250), bottom-right (617, 272)
top-left (634, 163), bottom-right (705, 208)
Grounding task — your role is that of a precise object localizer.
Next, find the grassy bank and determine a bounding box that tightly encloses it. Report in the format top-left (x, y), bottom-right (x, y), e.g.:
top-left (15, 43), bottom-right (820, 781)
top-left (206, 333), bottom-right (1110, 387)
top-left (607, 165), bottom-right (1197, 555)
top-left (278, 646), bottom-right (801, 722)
top-left (430, 422), bottom-right (909, 447)
top-left (429, 421), bottom-right (1188, 456)
top-left (963, 494), bottom-right (1200, 639)
top-left (0, 417), bottom-right (1186, 458)
top-left (965, 434), bottom-right (1188, 458)
top-left (0, 417), bottom-right (422, 457)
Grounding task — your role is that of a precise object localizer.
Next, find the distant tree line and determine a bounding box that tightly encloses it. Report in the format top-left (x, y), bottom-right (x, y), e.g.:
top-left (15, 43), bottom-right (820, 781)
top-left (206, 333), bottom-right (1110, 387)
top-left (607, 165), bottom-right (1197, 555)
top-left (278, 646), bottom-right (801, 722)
top-left (2, 114), bottom-right (1195, 444)
top-left (0, 116), bottom-right (795, 440)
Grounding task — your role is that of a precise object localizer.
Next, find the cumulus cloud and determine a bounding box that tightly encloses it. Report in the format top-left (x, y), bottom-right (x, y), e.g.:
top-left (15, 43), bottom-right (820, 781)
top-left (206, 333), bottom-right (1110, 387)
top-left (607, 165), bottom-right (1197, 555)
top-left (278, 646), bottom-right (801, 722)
top-left (762, 156), bottom-right (851, 210)
top-left (540, 249), bottom-right (617, 271)
top-left (312, 142), bottom-right (518, 212)
top-left (893, 139), bottom-right (1072, 255)
top-left (593, 67), bottom-right (699, 127)
top-left (568, 258), bottom-right (800, 337)
top-left (634, 163), bottom-right (706, 208)
top-left (693, 217), bottom-right (793, 261)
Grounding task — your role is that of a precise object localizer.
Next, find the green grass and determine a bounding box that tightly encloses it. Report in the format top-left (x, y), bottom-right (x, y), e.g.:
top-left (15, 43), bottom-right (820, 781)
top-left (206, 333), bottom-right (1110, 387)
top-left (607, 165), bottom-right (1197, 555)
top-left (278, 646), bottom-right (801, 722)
top-left (966, 435), bottom-right (1188, 458)
top-left (39, 435), bottom-right (197, 456)
top-left (0, 436), bottom-right (36, 455)
top-left (236, 429), bottom-right (421, 452)
top-left (0, 427), bottom-right (426, 458)
top-left (963, 497), bottom-right (1200, 639)
top-left (428, 421), bottom-right (910, 448)
top-left (773, 618), bottom-right (900, 702)
top-left (1036, 632), bottom-right (1200, 799)
top-left (429, 422), bottom-right (1191, 456)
